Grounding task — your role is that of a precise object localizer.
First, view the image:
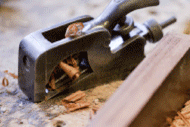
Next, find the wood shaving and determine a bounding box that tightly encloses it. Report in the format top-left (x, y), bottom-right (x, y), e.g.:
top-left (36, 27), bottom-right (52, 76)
top-left (185, 100), bottom-right (190, 106)
top-left (62, 101), bottom-right (90, 112)
top-left (4, 70), bottom-right (18, 79)
top-left (61, 91), bottom-right (90, 112)
top-left (63, 90), bottom-right (86, 102)
top-left (49, 74), bottom-right (56, 90)
top-left (68, 102), bottom-right (90, 112)
top-left (65, 22), bottom-right (84, 38)
top-left (66, 56), bottom-right (79, 69)
top-left (177, 111), bottom-right (190, 126)
top-left (2, 77), bottom-right (9, 87)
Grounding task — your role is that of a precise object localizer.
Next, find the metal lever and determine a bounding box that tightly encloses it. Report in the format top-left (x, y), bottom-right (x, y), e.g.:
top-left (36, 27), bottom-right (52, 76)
top-left (110, 16), bottom-right (177, 54)
top-left (83, 0), bottom-right (159, 31)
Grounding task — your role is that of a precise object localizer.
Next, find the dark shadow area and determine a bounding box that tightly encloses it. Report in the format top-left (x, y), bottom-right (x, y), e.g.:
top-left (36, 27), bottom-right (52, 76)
top-left (39, 68), bottom-right (131, 110)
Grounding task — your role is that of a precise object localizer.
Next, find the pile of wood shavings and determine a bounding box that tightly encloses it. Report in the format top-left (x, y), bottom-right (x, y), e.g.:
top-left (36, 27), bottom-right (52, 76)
top-left (170, 100), bottom-right (190, 127)
top-left (61, 90), bottom-right (90, 112)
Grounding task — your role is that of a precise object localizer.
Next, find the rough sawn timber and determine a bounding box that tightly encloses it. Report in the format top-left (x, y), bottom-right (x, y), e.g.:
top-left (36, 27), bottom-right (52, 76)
top-left (88, 33), bottom-right (190, 127)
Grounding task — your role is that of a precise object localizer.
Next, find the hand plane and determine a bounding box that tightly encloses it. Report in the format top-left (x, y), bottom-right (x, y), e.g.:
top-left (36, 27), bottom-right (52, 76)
top-left (18, 0), bottom-right (176, 102)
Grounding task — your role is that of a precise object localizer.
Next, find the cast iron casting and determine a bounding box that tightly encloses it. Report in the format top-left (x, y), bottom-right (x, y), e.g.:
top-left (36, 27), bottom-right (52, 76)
top-left (18, 0), bottom-right (176, 102)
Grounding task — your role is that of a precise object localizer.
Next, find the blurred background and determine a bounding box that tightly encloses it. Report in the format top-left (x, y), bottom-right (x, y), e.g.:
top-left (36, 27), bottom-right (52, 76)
top-left (0, 0), bottom-right (189, 74)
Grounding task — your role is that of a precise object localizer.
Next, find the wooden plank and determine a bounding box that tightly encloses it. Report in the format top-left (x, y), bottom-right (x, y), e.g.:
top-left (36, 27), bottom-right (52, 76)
top-left (88, 33), bottom-right (190, 127)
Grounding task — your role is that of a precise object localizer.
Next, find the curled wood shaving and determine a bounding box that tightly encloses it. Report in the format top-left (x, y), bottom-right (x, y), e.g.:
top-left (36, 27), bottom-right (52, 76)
top-left (2, 77), bottom-right (9, 87)
top-left (59, 61), bottom-right (81, 80)
top-left (66, 56), bottom-right (79, 69)
top-left (65, 22), bottom-right (84, 38)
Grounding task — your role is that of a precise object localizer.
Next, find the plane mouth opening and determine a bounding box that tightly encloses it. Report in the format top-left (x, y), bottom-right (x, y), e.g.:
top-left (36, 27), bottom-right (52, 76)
top-left (45, 52), bottom-right (93, 95)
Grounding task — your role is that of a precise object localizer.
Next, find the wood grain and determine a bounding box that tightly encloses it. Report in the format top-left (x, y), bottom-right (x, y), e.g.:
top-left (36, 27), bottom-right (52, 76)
top-left (88, 33), bottom-right (190, 127)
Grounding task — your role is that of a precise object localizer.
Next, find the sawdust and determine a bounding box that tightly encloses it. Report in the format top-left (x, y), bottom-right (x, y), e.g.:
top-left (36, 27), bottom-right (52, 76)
top-left (45, 80), bottom-right (123, 126)
top-left (170, 102), bottom-right (190, 127)
top-left (85, 81), bottom-right (123, 104)
top-left (60, 81), bottom-right (123, 114)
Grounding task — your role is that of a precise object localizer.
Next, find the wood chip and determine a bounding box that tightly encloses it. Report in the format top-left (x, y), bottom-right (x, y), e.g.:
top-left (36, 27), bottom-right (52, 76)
top-left (177, 111), bottom-right (190, 126)
top-left (63, 90), bottom-right (86, 102)
top-left (4, 70), bottom-right (8, 73)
